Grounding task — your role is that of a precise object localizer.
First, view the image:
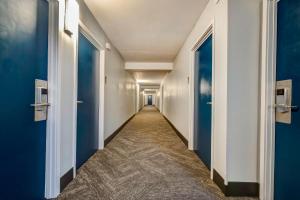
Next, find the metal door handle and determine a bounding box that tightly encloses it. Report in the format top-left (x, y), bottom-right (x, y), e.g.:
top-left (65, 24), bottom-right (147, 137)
top-left (275, 104), bottom-right (298, 109)
top-left (275, 104), bottom-right (299, 112)
top-left (30, 103), bottom-right (51, 107)
top-left (77, 101), bottom-right (84, 104)
top-left (207, 102), bottom-right (212, 105)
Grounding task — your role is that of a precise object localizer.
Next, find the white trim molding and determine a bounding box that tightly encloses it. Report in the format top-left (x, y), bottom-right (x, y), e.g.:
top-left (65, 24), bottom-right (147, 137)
top-left (72, 19), bottom-right (79, 178)
top-left (45, 0), bottom-right (61, 198)
top-left (188, 21), bottom-right (215, 179)
top-left (260, 0), bottom-right (278, 199)
top-left (79, 21), bottom-right (105, 50)
top-left (99, 49), bottom-right (106, 150)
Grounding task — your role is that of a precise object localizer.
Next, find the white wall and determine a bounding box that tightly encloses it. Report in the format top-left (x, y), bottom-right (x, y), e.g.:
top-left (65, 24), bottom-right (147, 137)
top-left (58, 0), bottom-right (78, 177)
top-left (156, 90), bottom-right (160, 110)
top-left (227, 0), bottom-right (260, 182)
top-left (162, 0), bottom-right (260, 183)
top-left (104, 47), bottom-right (136, 139)
top-left (59, 0), bottom-right (136, 177)
top-left (139, 91), bottom-right (144, 110)
top-left (144, 95), bottom-right (148, 105)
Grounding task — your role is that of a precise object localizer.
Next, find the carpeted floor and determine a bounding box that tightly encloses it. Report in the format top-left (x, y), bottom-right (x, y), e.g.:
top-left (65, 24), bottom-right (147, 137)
top-left (58, 106), bottom-right (257, 200)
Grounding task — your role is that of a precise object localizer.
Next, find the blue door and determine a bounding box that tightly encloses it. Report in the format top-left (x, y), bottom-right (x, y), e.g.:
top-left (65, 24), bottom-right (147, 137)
top-left (275, 0), bottom-right (300, 199)
top-left (76, 32), bottom-right (99, 169)
top-left (0, 0), bottom-right (49, 199)
top-left (148, 95), bottom-right (153, 105)
top-left (194, 35), bottom-right (213, 169)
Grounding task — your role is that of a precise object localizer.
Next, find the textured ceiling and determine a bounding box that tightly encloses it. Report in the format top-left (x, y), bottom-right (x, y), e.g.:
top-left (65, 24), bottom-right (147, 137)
top-left (84, 0), bottom-right (209, 62)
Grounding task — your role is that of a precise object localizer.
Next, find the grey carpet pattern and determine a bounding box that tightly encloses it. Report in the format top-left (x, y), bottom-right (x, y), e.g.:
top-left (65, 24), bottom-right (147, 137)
top-left (58, 106), bottom-right (257, 200)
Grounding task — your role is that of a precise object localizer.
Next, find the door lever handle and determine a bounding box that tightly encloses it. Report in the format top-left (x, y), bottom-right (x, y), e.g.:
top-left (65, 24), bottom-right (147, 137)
top-left (30, 103), bottom-right (51, 107)
top-left (77, 101), bottom-right (84, 104)
top-left (274, 104), bottom-right (299, 112)
top-left (207, 102), bottom-right (212, 105)
top-left (274, 104), bottom-right (298, 109)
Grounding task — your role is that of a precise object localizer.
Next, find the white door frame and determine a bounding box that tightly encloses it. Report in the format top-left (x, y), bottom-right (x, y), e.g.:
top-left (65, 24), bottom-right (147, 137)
top-left (260, 0), bottom-right (278, 199)
top-left (72, 21), bottom-right (106, 176)
top-left (45, 0), bottom-right (61, 198)
top-left (160, 85), bottom-right (164, 113)
top-left (136, 83), bottom-right (140, 113)
top-left (188, 21), bottom-right (215, 179)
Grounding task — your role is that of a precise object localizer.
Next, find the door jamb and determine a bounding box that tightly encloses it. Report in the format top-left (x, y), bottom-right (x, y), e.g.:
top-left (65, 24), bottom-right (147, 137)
top-left (188, 21), bottom-right (215, 179)
top-left (260, 0), bottom-right (278, 199)
top-left (136, 83), bottom-right (140, 113)
top-left (45, 0), bottom-right (61, 198)
top-left (160, 85), bottom-right (164, 113)
top-left (72, 21), bottom-right (106, 176)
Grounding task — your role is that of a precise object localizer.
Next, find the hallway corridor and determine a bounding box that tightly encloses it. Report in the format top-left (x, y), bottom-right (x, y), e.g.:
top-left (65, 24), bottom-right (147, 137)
top-left (58, 107), bottom-right (255, 200)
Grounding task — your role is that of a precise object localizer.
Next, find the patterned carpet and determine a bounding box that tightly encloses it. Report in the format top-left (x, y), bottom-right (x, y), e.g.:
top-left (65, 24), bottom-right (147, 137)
top-left (58, 106), bottom-right (257, 200)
